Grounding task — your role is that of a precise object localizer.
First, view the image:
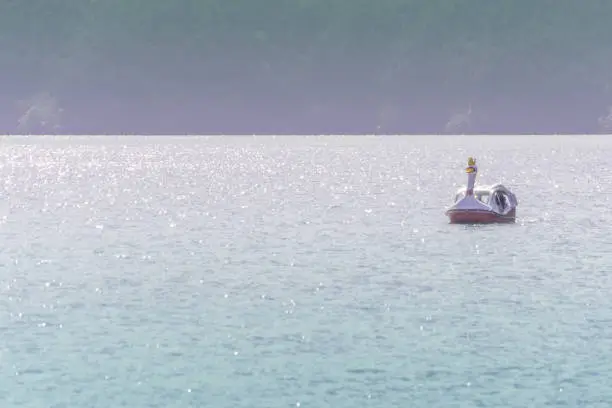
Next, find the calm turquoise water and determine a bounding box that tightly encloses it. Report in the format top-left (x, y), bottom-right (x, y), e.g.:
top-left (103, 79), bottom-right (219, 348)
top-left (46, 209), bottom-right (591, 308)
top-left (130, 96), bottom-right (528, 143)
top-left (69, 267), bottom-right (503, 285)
top-left (1, 135), bottom-right (611, 407)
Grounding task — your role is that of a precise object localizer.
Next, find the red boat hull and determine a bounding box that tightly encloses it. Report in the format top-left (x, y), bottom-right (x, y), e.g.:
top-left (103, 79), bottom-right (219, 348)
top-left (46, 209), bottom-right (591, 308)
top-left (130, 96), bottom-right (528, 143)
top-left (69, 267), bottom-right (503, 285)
top-left (447, 208), bottom-right (516, 224)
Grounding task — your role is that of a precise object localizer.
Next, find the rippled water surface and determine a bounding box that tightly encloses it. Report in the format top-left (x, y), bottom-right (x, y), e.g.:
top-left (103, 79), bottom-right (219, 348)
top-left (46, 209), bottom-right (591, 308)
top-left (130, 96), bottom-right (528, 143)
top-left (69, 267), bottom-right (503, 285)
top-left (1, 135), bottom-right (611, 407)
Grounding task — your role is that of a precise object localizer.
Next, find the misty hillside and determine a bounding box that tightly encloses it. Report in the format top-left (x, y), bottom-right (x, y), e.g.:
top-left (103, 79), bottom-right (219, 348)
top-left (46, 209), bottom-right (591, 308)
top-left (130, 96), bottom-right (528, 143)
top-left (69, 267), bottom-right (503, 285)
top-left (1, 0), bottom-right (611, 134)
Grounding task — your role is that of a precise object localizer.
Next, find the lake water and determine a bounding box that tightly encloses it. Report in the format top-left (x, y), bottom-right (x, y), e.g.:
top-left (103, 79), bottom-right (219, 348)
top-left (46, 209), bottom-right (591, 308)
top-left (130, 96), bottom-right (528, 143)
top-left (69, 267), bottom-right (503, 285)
top-left (0, 135), bottom-right (611, 407)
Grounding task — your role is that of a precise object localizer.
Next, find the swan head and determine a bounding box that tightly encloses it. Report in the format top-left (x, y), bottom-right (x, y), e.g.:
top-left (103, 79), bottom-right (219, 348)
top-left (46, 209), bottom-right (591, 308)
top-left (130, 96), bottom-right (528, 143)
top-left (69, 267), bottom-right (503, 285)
top-left (465, 157), bottom-right (477, 173)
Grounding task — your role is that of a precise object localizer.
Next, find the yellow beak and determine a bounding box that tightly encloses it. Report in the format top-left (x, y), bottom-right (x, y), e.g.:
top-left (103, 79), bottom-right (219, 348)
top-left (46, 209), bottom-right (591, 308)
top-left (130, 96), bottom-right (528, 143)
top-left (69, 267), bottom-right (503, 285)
top-left (465, 167), bottom-right (476, 173)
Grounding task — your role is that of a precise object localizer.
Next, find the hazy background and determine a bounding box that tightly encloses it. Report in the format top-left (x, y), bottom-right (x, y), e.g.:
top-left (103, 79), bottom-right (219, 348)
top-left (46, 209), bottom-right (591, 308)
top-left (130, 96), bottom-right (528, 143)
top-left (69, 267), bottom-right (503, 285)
top-left (1, 0), bottom-right (612, 135)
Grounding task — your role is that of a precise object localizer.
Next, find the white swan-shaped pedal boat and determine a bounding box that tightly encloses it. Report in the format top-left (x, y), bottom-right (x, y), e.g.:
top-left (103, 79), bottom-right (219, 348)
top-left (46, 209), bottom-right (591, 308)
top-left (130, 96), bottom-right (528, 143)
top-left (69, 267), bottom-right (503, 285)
top-left (445, 157), bottom-right (518, 224)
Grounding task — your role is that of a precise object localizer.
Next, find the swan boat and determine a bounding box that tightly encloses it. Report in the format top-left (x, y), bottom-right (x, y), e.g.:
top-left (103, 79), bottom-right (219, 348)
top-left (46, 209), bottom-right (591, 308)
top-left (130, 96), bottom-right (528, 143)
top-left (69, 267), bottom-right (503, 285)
top-left (445, 157), bottom-right (518, 224)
